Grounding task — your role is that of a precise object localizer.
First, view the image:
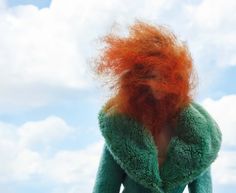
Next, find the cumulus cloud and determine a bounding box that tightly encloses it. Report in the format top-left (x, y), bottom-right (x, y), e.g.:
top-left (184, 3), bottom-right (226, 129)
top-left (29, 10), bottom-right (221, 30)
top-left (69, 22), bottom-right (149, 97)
top-left (188, 0), bottom-right (236, 30)
top-left (212, 151), bottom-right (236, 185)
top-left (0, 5), bottom-right (88, 110)
top-left (185, 0), bottom-right (236, 68)
top-left (201, 95), bottom-right (236, 185)
top-left (0, 3), bottom-right (89, 89)
top-left (0, 115), bottom-right (104, 193)
top-left (0, 115), bottom-right (73, 182)
top-left (18, 116), bottom-right (73, 147)
top-left (0, 0), bottom-right (5, 10)
top-left (201, 94), bottom-right (236, 147)
top-left (45, 141), bottom-right (104, 193)
top-left (0, 122), bottom-right (18, 182)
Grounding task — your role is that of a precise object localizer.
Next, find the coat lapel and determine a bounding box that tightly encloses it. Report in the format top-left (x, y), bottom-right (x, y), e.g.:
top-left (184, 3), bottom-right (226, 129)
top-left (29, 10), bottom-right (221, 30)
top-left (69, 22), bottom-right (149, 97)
top-left (98, 101), bottom-right (222, 193)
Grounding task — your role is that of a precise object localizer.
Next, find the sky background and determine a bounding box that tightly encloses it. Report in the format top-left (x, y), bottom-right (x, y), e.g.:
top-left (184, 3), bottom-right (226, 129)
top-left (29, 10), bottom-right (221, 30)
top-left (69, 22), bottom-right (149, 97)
top-left (0, 0), bottom-right (236, 192)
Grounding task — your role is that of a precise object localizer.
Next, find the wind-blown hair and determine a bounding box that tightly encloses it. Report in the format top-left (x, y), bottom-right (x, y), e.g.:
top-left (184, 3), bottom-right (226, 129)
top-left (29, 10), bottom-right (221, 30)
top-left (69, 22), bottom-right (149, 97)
top-left (91, 20), bottom-right (198, 136)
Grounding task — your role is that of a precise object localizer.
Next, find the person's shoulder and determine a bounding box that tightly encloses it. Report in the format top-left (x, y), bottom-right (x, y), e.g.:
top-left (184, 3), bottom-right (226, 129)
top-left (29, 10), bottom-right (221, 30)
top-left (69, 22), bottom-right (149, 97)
top-left (180, 101), bottom-right (215, 122)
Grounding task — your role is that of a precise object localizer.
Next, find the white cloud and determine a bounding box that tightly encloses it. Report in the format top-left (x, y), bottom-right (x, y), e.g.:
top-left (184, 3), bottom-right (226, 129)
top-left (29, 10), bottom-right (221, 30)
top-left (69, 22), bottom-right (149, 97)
top-left (0, 4), bottom-right (88, 88)
top-left (201, 95), bottom-right (236, 185)
top-left (18, 116), bottom-right (73, 147)
top-left (212, 151), bottom-right (236, 185)
top-left (0, 115), bottom-right (74, 182)
top-left (11, 149), bottom-right (42, 181)
top-left (201, 94), bottom-right (236, 147)
top-left (0, 0), bottom-right (6, 9)
top-left (45, 140), bottom-right (104, 193)
top-left (0, 115), bottom-right (104, 193)
top-left (185, 0), bottom-right (236, 68)
top-left (0, 121), bottom-right (19, 182)
top-left (188, 0), bottom-right (236, 29)
top-left (0, 4), bottom-right (90, 110)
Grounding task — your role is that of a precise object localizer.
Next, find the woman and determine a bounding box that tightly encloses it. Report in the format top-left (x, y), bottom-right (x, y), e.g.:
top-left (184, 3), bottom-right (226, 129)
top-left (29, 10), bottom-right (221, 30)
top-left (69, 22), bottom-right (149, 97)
top-left (91, 20), bottom-right (222, 193)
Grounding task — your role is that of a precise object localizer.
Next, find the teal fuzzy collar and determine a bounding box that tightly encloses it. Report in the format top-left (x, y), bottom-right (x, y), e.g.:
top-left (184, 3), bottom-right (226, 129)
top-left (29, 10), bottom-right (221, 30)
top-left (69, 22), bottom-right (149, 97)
top-left (98, 101), bottom-right (222, 193)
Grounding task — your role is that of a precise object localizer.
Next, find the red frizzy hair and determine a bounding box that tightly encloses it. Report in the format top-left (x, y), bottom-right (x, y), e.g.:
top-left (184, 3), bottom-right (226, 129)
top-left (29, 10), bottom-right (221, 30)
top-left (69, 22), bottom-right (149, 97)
top-left (91, 20), bottom-right (198, 136)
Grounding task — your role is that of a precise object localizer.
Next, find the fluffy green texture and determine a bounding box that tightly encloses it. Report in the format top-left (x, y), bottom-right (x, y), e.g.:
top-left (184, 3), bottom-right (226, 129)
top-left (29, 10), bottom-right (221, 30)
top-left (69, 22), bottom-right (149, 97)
top-left (93, 101), bottom-right (222, 193)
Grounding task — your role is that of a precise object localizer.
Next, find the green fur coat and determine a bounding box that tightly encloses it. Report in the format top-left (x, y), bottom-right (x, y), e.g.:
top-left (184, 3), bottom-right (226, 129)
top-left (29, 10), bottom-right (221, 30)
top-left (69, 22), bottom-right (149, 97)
top-left (92, 101), bottom-right (222, 193)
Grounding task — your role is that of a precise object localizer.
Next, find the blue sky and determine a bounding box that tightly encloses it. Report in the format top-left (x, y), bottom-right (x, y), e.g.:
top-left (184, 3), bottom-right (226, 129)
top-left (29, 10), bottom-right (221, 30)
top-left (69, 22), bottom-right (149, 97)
top-left (0, 0), bottom-right (236, 193)
top-left (7, 0), bottom-right (51, 8)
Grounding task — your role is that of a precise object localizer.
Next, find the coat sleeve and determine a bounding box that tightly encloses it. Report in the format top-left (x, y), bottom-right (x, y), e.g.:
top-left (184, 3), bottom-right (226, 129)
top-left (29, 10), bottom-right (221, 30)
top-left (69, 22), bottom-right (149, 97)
top-left (188, 166), bottom-right (212, 193)
top-left (92, 144), bottom-right (126, 193)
